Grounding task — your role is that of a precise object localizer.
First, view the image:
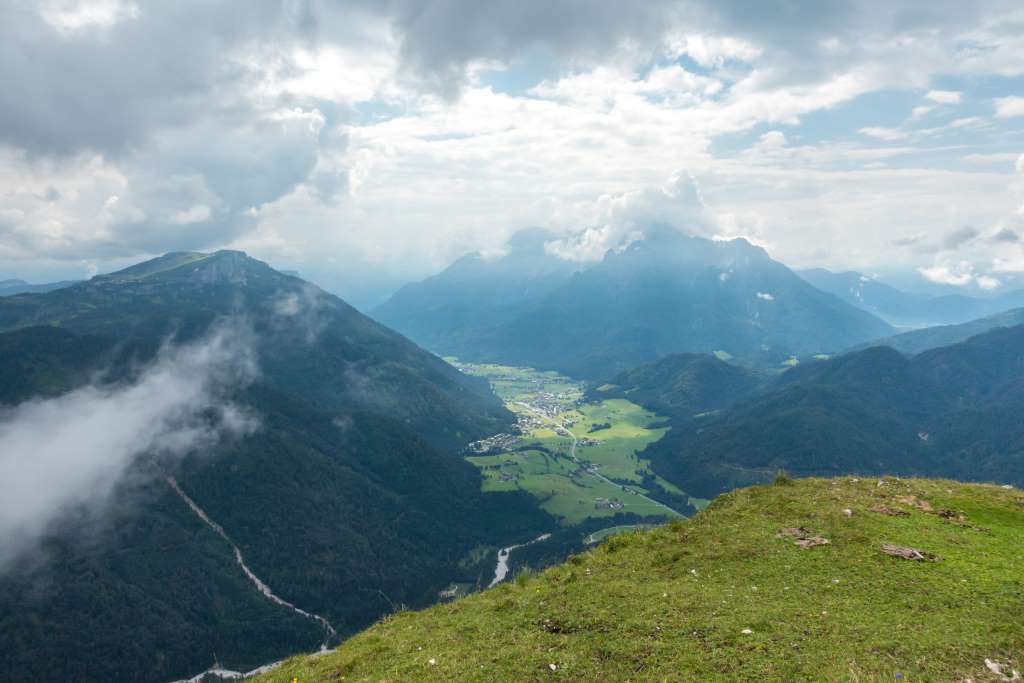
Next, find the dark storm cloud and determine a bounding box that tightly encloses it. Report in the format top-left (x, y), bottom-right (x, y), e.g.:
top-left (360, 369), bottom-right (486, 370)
top-left (380, 0), bottom-right (678, 97)
top-left (370, 0), bottom-right (1018, 96)
top-left (0, 2), bottom-right (340, 260)
top-left (4, 1), bottom-right (1020, 156)
top-left (0, 1), bottom-right (296, 156)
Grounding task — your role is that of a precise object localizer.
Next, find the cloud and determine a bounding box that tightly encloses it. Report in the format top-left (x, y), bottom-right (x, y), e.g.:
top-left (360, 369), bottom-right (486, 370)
top-left (917, 260), bottom-right (1002, 289)
top-left (961, 152), bottom-right (1019, 165)
top-left (545, 170), bottom-right (716, 261)
top-left (909, 105), bottom-right (932, 120)
top-left (385, 1), bottom-right (681, 98)
top-left (994, 96), bottom-right (1024, 118)
top-left (943, 225), bottom-right (980, 249)
top-left (991, 227), bottom-right (1020, 243)
top-left (271, 281), bottom-right (329, 343)
top-left (0, 319), bottom-right (257, 570)
top-left (976, 274), bottom-right (1001, 290)
top-left (925, 89), bottom-right (962, 104)
top-left (3, 0), bottom-right (1024, 299)
top-left (918, 262), bottom-right (975, 286)
top-left (859, 127), bottom-right (908, 141)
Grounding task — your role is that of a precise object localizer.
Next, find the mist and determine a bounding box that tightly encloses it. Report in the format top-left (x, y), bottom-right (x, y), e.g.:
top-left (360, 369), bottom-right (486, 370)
top-left (0, 319), bottom-right (258, 570)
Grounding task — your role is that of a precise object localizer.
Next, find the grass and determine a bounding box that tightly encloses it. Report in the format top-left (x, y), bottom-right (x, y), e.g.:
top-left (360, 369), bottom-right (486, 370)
top-left (470, 449), bottom-right (669, 525)
top-left (258, 477), bottom-right (1024, 682)
top-left (456, 362), bottom-right (686, 525)
top-left (566, 399), bottom-right (675, 490)
top-left (584, 524), bottom-right (655, 544)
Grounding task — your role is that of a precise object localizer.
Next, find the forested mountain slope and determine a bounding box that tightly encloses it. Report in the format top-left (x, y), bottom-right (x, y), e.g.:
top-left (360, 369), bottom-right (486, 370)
top-left (0, 251), bottom-right (553, 681)
top-left (646, 324), bottom-right (1024, 499)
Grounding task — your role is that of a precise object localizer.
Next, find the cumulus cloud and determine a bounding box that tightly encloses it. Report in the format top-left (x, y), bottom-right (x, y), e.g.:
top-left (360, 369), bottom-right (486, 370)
top-left (545, 171), bottom-right (716, 261)
top-left (918, 260), bottom-right (1001, 289)
top-left (3, 0), bottom-right (1024, 301)
top-left (385, 1), bottom-right (681, 98)
top-left (918, 262), bottom-right (975, 286)
top-left (0, 319), bottom-right (257, 570)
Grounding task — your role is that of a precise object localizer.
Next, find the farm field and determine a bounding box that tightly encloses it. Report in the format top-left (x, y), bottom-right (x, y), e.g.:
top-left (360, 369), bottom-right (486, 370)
top-left (452, 361), bottom-right (697, 527)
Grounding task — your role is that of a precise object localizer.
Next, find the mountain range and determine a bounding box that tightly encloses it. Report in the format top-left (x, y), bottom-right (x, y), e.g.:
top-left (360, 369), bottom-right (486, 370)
top-left (0, 278), bottom-right (78, 297)
top-left (629, 323), bottom-right (1024, 499)
top-left (5, 242), bottom-right (1024, 681)
top-left (799, 267), bottom-right (1024, 327)
top-left (0, 251), bottom-right (554, 681)
top-left (375, 226), bottom-right (893, 378)
top-left (861, 305), bottom-right (1024, 356)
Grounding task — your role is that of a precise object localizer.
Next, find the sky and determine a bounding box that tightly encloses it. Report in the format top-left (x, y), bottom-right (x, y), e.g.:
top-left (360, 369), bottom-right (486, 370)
top-left (2, 0), bottom-right (1023, 307)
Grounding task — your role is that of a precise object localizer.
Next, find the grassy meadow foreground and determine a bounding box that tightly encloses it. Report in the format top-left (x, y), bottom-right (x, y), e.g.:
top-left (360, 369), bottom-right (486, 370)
top-left (258, 477), bottom-right (1023, 682)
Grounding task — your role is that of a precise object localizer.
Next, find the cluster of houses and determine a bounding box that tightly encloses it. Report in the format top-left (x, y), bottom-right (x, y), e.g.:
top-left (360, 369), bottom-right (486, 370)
top-left (570, 462), bottom-right (602, 477)
top-left (523, 389), bottom-right (579, 417)
top-left (594, 497), bottom-right (624, 511)
top-left (467, 431), bottom-right (520, 454)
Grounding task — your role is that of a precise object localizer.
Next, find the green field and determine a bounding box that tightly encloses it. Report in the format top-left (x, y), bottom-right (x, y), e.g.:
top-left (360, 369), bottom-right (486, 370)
top-left (454, 361), bottom-right (689, 526)
top-left (446, 359), bottom-right (583, 405)
top-left (469, 448), bottom-right (671, 525)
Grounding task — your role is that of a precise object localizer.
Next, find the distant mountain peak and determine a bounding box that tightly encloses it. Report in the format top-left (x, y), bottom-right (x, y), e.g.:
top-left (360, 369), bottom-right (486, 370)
top-left (96, 249), bottom-right (280, 286)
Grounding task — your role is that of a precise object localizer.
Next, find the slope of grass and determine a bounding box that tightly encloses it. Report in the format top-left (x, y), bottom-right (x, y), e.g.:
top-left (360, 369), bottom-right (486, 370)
top-left (258, 477), bottom-right (1024, 682)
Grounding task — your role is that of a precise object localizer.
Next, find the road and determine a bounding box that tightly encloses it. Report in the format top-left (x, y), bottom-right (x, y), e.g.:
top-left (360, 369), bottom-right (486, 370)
top-left (513, 402), bottom-right (683, 517)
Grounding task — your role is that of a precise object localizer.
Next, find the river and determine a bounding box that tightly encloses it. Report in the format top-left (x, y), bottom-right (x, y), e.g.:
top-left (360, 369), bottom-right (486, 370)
top-left (488, 533), bottom-right (552, 587)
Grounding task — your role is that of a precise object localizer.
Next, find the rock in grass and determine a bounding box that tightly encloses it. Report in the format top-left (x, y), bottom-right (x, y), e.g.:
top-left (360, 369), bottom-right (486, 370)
top-left (777, 527), bottom-right (829, 548)
top-left (880, 544), bottom-right (939, 562)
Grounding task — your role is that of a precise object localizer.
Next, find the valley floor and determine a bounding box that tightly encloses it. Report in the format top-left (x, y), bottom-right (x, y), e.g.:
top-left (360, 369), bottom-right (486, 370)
top-left (454, 360), bottom-right (705, 530)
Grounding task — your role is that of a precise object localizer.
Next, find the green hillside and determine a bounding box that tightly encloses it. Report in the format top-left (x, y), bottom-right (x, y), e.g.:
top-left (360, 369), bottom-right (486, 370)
top-left (859, 306), bottom-right (1024, 356)
top-left (0, 251), bottom-right (550, 681)
top-left (646, 324), bottom-right (1024, 500)
top-left (592, 352), bottom-right (766, 420)
top-left (258, 477), bottom-right (1024, 682)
